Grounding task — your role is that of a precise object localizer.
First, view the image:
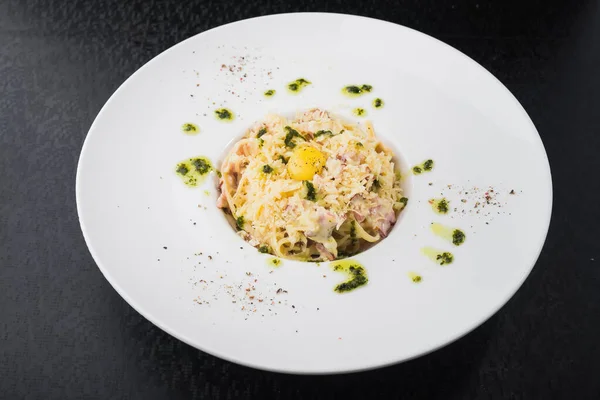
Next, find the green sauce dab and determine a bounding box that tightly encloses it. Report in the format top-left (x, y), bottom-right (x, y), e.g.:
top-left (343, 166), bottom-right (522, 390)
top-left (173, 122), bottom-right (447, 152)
top-left (175, 156), bottom-right (213, 187)
top-left (353, 108), bottom-right (366, 117)
top-left (421, 247), bottom-right (454, 265)
top-left (181, 123), bottom-right (199, 135)
top-left (267, 257), bottom-right (282, 267)
top-left (412, 159), bottom-right (434, 175)
top-left (331, 260), bottom-right (368, 293)
top-left (287, 78), bottom-right (311, 94)
top-left (214, 108), bottom-right (234, 121)
top-left (430, 223), bottom-right (466, 246)
top-left (430, 198), bottom-right (450, 214)
top-left (341, 84), bottom-right (373, 97)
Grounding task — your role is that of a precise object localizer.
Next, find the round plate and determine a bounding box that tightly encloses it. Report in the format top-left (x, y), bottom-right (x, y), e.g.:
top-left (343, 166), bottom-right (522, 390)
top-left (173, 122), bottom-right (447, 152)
top-left (76, 13), bottom-right (552, 374)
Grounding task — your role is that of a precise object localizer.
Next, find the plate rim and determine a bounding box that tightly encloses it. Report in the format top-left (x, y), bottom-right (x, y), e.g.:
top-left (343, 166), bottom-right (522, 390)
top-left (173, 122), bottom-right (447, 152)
top-left (76, 12), bottom-right (553, 374)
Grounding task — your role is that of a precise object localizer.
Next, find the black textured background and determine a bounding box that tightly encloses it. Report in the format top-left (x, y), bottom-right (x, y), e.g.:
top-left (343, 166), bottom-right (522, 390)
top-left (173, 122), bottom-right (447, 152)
top-left (2, 0), bottom-right (600, 399)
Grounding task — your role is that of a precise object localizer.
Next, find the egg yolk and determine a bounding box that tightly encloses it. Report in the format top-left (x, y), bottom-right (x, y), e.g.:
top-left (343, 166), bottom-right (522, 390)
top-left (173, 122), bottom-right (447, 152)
top-left (287, 146), bottom-right (326, 180)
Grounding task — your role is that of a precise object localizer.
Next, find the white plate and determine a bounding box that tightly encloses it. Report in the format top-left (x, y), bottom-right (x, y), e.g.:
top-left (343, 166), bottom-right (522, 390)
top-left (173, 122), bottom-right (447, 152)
top-left (76, 13), bottom-right (552, 374)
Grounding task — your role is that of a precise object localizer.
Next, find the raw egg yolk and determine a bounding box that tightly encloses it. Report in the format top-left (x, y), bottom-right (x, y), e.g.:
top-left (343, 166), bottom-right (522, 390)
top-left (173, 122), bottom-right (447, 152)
top-left (287, 146), bottom-right (326, 180)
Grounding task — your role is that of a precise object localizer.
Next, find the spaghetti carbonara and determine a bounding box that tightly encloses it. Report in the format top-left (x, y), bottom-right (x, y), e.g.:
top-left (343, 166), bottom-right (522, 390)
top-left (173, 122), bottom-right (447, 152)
top-left (217, 108), bottom-right (406, 261)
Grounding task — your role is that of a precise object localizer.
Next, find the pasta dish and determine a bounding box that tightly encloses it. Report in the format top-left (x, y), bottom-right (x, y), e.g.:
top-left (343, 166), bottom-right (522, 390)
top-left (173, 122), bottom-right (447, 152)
top-left (217, 108), bottom-right (406, 261)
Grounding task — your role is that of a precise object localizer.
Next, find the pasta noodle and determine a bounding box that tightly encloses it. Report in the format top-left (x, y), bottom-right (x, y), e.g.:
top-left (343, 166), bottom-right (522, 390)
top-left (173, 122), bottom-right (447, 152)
top-left (216, 108), bottom-right (406, 261)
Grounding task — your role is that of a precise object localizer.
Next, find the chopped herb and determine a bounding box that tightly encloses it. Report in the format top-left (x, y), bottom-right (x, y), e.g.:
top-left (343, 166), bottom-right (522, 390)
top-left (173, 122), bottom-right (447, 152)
top-left (400, 197), bottom-right (408, 206)
top-left (176, 164), bottom-right (189, 175)
top-left (287, 78), bottom-right (311, 93)
top-left (258, 245), bottom-right (270, 254)
top-left (413, 159), bottom-right (434, 175)
top-left (436, 252), bottom-right (454, 265)
top-left (452, 229), bottom-right (466, 246)
top-left (216, 170), bottom-right (222, 178)
top-left (278, 155), bottom-right (288, 164)
top-left (256, 128), bottom-right (267, 138)
top-left (264, 89), bottom-right (275, 97)
top-left (214, 108), bottom-right (234, 120)
top-left (373, 98), bottom-right (384, 108)
top-left (191, 158), bottom-right (211, 174)
top-left (284, 126), bottom-right (304, 148)
top-left (304, 180), bottom-right (316, 201)
top-left (270, 258), bottom-right (281, 267)
top-left (371, 178), bottom-right (380, 191)
top-left (342, 84), bottom-right (373, 97)
top-left (353, 108), bottom-right (366, 117)
top-left (182, 123), bottom-right (199, 133)
top-left (350, 221), bottom-right (357, 246)
top-left (337, 251), bottom-right (350, 259)
top-left (314, 130), bottom-right (333, 138)
top-left (411, 274), bottom-right (422, 283)
top-left (356, 142), bottom-right (364, 147)
top-left (437, 199), bottom-right (449, 213)
top-left (175, 157), bottom-right (212, 187)
top-left (258, 138), bottom-right (264, 147)
top-left (262, 164), bottom-right (273, 173)
top-left (236, 215), bottom-right (245, 229)
top-left (339, 129), bottom-right (345, 134)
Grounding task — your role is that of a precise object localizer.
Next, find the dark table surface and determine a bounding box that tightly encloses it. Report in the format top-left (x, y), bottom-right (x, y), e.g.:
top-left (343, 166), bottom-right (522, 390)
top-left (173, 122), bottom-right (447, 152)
top-left (2, 0), bottom-right (600, 398)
